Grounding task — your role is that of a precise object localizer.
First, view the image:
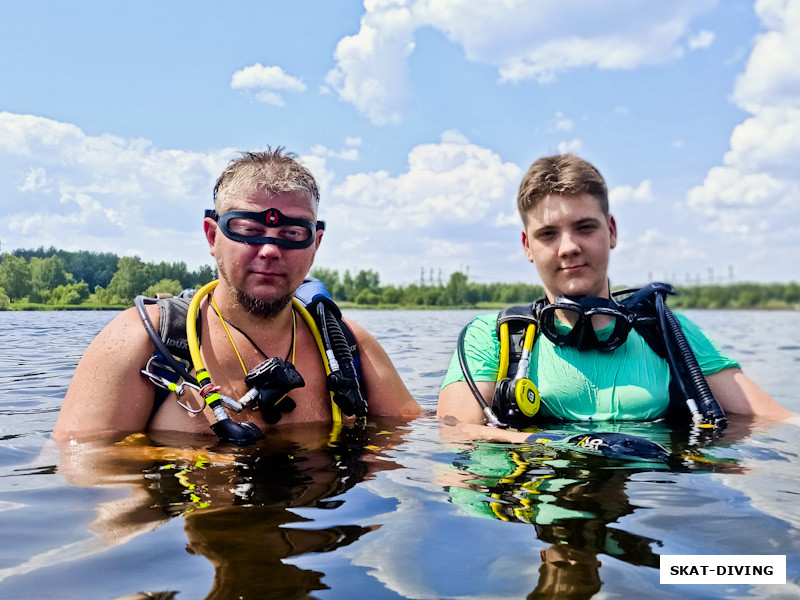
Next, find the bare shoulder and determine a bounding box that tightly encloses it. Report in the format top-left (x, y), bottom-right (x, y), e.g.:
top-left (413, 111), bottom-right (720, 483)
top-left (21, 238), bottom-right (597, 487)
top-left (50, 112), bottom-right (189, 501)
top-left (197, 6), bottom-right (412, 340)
top-left (707, 367), bottom-right (791, 420)
top-left (53, 305), bottom-right (159, 443)
top-left (343, 318), bottom-right (421, 418)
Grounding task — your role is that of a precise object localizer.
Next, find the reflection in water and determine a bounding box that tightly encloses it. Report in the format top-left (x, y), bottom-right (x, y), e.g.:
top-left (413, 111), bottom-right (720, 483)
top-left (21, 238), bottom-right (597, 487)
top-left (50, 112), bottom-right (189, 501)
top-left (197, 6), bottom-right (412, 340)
top-left (440, 422), bottom-right (750, 600)
top-left (2, 310), bottom-right (800, 599)
top-left (57, 423), bottom-right (408, 600)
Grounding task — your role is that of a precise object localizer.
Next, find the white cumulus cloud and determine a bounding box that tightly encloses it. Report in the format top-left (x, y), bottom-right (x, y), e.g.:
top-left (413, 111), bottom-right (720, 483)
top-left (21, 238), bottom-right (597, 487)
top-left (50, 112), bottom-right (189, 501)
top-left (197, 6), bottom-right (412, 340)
top-left (313, 130), bottom-right (523, 282)
top-left (610, 180), bottom-right (654, 206)
top-left (686, 0), bottom-right (800, 278)
top-left (327, 0), bottom-right (716, 123)
top-left (687, 29), bottom-right (715, 49)
top-left (231, 63), bottom-right (307, 106)
top-left (0, 111), bottom-right (232, 267)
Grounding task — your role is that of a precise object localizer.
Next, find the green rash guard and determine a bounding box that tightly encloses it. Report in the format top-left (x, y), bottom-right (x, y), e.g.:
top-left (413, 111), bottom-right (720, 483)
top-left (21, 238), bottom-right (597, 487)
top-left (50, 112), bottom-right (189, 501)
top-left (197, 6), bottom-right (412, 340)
top-left (441, 312), bottom-right (738, 421)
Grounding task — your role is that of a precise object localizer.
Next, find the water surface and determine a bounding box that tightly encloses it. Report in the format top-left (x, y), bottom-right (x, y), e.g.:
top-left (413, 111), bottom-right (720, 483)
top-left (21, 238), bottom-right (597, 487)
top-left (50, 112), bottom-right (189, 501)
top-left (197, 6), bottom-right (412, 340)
top-left (0, 309), bottom-right (798, 599)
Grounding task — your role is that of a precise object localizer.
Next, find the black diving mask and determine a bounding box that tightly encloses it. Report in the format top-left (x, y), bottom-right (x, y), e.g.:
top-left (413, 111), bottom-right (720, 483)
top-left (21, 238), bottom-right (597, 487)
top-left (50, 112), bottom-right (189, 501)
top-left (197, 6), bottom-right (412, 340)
top-left (205, 208), bottom-right (325, 249)
top-left (536, 295), bottom-right (635, 352)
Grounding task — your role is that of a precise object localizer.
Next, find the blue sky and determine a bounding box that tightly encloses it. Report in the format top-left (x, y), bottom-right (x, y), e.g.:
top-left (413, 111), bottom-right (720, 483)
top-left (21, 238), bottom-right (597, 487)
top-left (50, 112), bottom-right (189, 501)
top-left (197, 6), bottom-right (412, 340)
top-left (1, 0), bottom-right (798, 286)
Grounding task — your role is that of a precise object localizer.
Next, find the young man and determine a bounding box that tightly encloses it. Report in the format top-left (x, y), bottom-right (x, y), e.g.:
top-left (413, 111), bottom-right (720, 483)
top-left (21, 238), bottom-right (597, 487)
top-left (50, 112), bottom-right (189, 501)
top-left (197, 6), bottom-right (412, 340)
top-left (54, 149), bottom-right (420, 443)
top-left (438, 154), bottom-right (790, 441)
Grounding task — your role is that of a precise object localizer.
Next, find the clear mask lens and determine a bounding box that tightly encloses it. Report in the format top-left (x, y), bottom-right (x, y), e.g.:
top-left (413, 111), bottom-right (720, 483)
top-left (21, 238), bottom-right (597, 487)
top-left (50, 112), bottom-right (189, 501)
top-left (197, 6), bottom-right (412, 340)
top-left (227, 218), bottom-right (312, 243)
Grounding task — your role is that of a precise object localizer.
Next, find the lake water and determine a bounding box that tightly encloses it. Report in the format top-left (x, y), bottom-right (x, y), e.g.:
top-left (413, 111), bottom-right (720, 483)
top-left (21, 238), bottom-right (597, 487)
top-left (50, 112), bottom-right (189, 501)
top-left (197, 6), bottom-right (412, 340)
top-left (1, 308), bottom-right (799, 599)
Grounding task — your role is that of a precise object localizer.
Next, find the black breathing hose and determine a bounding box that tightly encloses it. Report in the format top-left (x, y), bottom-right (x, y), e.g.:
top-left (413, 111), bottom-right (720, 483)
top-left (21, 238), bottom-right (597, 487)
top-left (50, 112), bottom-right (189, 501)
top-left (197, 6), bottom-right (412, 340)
top-left (317, 303), bottom-right (367, 416)
top-left (134, 295), bottom-right (199, 386)
top-left (457, 324), bottom-right (504, 427)
top-left (655, 293), bottom-right (726, 426)
top-left (318, 304), bottom-right (355, 377)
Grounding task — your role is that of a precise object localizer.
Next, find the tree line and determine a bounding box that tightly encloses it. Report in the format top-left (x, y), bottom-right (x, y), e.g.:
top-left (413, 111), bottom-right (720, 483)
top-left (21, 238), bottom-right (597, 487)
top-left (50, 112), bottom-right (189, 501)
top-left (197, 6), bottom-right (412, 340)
top-left (0, 248), bottom-right (798, 310)
top-left (308, 268), bottom-right (545, 307)
top-left (0, 247), bottom-right (216, 308)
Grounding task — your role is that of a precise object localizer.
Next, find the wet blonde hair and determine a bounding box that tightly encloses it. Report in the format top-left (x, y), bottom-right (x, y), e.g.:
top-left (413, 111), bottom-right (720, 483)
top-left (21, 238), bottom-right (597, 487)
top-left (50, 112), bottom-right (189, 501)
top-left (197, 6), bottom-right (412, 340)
top-left (213, 148), bottom-right (320, 214)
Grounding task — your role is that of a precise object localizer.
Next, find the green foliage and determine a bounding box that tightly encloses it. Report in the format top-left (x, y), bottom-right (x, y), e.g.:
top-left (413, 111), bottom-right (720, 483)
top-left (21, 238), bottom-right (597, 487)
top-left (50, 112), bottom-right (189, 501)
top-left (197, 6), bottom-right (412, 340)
top-left (355, 289), bottom-right (380, 305)
top-left (105, 256), bottom-right (153, 302)
top-left (669, 282), bottom-right (800, 310)
top-left (143, 278), bottom-right (183, 298)
top-left (329, 269), bottom-right (381, 302)
top-left (0, 254), bottom-right (33, 300)
top-left (309, 267), bottom-right (340, 294)
top-left (42, 282), bottom-right (91, 305)
top-left (92, 285), bottom-right (128, 306)
top-left (30, 255), bottom-right (70, 289)
top-left (14, 247), bottom-right (118, 289)
top-left (2, 245), bottom-right (800, 310)
top-left (381, 285), bottom-right (403, 305)
top-left (191, 264), bottom-right (217, 288)
top-left (29, 255), bottom-right (72, 302)
top-left (12, 247), bottom-right (216, 294)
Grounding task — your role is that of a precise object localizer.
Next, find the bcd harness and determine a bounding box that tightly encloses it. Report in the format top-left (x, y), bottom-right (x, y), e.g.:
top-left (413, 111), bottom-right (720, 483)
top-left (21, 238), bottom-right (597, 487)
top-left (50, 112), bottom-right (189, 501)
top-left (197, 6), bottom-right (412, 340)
top-left (483, 282), bottom-right (727, 429)
top-left (135, 278), bottom-right (366, 445)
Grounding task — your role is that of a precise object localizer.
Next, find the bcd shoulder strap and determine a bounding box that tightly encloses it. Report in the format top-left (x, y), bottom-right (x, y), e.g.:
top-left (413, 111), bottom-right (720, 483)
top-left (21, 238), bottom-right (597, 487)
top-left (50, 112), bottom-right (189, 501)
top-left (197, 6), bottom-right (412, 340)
top-left (156, 296), bottom-right (194, 363)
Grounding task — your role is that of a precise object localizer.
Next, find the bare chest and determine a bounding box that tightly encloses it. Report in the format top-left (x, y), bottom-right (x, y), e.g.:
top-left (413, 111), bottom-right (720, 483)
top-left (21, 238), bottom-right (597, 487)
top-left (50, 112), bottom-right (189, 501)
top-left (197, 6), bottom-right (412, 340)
top-left (149, 318), bottom-right (334, 434)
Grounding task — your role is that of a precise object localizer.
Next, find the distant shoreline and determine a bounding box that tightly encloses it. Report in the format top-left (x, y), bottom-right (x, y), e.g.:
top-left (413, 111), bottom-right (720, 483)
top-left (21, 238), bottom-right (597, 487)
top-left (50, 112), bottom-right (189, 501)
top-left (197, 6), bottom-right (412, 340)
top-left (3, 301), bottom-right (798, 312)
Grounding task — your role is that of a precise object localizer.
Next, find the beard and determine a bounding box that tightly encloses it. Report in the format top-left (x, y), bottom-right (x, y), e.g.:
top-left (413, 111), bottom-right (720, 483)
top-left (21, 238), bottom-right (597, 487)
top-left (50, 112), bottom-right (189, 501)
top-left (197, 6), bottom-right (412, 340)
top-left (217, 256), bottom-right (294, 319)
top-left (233, 286), bottom-right (293, 319)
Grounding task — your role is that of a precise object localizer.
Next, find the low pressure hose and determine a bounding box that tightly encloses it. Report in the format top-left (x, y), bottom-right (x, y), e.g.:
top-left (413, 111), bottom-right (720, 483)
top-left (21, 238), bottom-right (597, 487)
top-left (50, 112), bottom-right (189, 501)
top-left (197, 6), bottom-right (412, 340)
top-left (135, 295), bottom-right (199, 387)
top-left (457, 324), bottom-right (505, 428)
top-left (318, 303), bottom-right (367, 416)
top-left (186, 280), bottom-right (264, 445)
top-left (656, 293), bottom-right (726, 428)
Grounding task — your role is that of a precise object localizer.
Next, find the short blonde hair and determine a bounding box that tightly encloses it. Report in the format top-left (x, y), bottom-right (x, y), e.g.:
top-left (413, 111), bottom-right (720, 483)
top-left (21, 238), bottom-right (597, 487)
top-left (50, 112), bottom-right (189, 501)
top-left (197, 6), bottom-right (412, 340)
top-left (213, 148), bottom-right (320, 214)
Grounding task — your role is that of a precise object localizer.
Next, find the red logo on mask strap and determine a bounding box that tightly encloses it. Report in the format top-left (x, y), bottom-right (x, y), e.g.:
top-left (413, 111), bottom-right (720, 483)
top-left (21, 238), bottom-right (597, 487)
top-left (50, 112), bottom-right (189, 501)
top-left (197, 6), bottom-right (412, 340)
top-left (266, 209), bottom-right (279, 225)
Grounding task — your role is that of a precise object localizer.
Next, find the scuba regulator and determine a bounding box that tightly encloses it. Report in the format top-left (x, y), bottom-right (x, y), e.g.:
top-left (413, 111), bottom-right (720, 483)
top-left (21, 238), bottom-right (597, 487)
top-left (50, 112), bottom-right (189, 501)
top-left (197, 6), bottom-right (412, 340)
top-left (457, 317), bottom-right (541, 428)
top-left (136, 278), bottom-right (368, 446)
top-left (491, 320), bottom-right (541, 425)
top-left (240, 357), bottom-right (305, 424)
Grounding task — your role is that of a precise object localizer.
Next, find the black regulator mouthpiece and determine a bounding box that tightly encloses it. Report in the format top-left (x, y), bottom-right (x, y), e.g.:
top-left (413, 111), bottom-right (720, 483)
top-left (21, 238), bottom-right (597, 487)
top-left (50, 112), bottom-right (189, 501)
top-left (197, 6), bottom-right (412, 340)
top-left (211, 419), bottom-right (264, 446)
top-left (492, 379), bottom-right (523, 423)
top-left (491, 376), bottom-right (540, 427)
top-left (244, 357), bottom-right (305, 425)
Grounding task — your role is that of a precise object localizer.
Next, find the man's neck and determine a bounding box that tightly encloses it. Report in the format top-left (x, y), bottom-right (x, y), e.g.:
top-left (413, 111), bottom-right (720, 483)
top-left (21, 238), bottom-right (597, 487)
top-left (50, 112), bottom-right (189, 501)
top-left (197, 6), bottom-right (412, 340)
top-left (211, 282), bottom-right (295, 333)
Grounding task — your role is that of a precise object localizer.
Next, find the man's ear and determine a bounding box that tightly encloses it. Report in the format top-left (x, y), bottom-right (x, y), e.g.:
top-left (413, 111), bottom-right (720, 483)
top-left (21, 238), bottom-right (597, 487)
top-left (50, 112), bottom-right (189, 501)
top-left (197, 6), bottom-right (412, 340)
top-left (522, 229), bottom-right (535, 263)
top-left (608, 215), bottom-right (617, 250)
top-left (315, 227), bottom-right (324, 250)
top-left (204, 218), bottom-right (218, 257)
top-left (307, 228), bottom-right (324, 268)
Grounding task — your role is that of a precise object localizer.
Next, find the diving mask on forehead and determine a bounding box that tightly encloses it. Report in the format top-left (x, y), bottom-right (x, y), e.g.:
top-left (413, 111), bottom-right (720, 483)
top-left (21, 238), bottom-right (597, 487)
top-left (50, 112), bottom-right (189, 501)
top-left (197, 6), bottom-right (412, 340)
top-left (535, 294), bottom-right (635, 352)
top-left (205, 208), bottom-right (325, 249)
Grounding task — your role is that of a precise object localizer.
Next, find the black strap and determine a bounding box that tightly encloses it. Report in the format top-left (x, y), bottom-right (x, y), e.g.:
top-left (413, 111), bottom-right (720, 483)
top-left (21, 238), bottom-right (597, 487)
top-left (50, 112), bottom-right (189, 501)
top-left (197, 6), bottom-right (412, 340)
top-left (156, 296), bottom-right (195, 363)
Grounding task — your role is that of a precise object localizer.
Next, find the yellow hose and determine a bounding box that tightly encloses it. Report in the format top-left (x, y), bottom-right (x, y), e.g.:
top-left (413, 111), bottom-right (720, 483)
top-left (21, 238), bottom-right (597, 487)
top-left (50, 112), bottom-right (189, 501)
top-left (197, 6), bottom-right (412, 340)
top-left (497, 323), bottom-right (510, 380)
top-left (293, 299), bottom-right (342, 423)
top-left (185, 279), bottom-right (341, 424)
top-left (187, 280), bottom-right (220, 407)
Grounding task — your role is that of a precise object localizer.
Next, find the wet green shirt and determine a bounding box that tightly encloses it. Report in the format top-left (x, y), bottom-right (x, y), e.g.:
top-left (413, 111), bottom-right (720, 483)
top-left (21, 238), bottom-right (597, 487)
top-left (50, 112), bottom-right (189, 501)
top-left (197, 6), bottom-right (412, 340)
top-left (441, 312), bottom-right (738, 421)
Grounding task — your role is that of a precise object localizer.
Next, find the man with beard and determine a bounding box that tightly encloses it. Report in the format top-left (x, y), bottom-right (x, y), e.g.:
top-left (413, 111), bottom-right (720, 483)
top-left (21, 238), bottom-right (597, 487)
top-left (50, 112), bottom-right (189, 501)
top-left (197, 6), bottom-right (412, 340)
top-left (54, 149), bottom-right (420, 443)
